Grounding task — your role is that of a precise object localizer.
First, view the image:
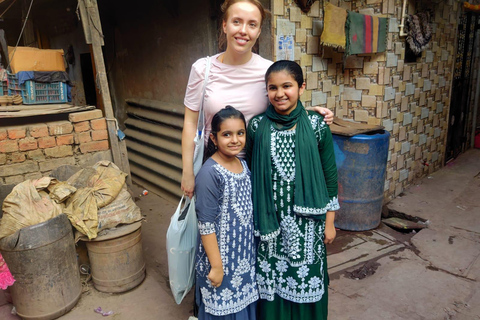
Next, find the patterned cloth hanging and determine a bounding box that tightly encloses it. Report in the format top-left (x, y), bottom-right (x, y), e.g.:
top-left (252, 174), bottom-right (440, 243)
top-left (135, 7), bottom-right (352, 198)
top-left (346, 11), bottom-right (388, 55)
top-left (405, 12), bottom-right (432, 55)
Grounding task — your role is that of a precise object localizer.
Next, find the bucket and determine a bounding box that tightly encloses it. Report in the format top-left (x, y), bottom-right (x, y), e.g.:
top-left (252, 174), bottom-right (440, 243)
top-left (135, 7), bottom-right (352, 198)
top-left (85, 222), bottom-right (145, 293)
top-left (0, 214), bottom-right (81, 320)
top-left (333, 130), bottom-right (390, 231)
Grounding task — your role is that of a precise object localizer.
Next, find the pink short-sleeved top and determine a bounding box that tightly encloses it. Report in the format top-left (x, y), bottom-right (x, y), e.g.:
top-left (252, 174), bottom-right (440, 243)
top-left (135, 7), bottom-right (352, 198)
top-left (184, 53), bottom-right (272, 145)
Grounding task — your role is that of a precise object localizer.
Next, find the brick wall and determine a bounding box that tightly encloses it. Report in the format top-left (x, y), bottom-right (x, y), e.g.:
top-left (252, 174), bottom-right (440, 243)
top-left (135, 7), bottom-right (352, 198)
top-left (0, 109), bottom-right (112, 184)
top-left (272, 0), bottom-right (459, 202)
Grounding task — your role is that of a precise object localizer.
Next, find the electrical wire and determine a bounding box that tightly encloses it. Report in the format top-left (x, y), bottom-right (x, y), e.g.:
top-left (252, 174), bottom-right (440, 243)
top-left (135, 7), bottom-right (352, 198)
top-left (6, 0), bottom-right (34, 72)
top-left (0, 0), bottom-right (19, 19)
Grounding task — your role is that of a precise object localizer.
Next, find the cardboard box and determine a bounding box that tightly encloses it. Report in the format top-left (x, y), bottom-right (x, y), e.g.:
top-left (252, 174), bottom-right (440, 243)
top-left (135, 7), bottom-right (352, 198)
top-left (8, 46), bottom-right (66, 73)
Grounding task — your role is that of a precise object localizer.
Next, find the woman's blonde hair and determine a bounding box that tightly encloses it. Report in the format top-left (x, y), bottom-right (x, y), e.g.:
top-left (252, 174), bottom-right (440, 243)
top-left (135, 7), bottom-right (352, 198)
top-left (218, 0), bottom-right (269, 52)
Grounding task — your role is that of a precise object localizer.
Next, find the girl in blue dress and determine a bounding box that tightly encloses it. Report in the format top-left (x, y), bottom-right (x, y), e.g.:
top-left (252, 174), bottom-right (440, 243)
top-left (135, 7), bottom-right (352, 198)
top-left (195, 106), bottom-right (258, 320)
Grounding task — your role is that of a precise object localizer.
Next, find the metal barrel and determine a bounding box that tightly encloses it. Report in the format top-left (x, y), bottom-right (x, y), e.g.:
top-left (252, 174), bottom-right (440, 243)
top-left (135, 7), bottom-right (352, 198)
top-left (0, 214), bottom-right (81, 320)
top-left (85, 222), bottom-right (146, 293)
top-left (333, 130), bottom-right (390, 231)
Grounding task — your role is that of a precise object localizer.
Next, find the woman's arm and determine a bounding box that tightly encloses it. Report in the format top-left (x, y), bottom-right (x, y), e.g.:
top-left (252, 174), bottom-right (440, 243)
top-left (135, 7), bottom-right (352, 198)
top-left (181, 108), bottom-right (199, 198)
top-left (201, 233), bottom-right (224, 287)
top-left (309, 106), bottom-right (334, 125)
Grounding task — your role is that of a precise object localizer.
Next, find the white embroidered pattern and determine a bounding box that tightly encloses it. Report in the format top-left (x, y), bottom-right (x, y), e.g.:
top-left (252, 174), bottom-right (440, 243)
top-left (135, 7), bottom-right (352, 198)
top-left (196, 159), bottom-right (259, 316)
top-left (254, 113), bottom-right (336, 303)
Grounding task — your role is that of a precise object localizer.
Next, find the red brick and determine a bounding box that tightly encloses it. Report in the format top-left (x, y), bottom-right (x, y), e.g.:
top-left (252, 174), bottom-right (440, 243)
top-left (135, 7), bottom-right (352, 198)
top-left (69, 109), bottom-right (103, 123)
top-left (38, 136), bottom-right (56, 149)
top-left (90, 118), bottom-right (107, 130)
top-left (29, 124), bottom-right (49, 138)
top-left (74, 121), bottom-right (90, 133)
top-left (92, 129), bottom-right (108, 141)
top-left (44, 146), bottom-right (73, 158)
top-left (56, 134), bottom-right (74, 146)
top-left (75, 132), bottom-right (91, 144)
top-left (10, 152), bottom-right (26, 163)
top-left (18, 137), bottom-right (38, 151)
top-left (80, 140), bottom-right (109, 153)
top-left (0, 140), bottom-right (19, 153)
top-left (48, 121), bottom-right (73, 135)
top-left (0, 129), bottom-right (7, 141)
top-left (7, 126), bottom-right (26, 139)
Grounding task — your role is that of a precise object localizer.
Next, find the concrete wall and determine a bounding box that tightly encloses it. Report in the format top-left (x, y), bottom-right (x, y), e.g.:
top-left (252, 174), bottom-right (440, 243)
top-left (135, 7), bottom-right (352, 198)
top-left (271, 0), bottom-right (460, 202)
top-left (0, 110), bottom-right (112, 184)
top-left (98, 0), bottom-right (216, 125)
top-left (99, 0), bottom-right (273, 125)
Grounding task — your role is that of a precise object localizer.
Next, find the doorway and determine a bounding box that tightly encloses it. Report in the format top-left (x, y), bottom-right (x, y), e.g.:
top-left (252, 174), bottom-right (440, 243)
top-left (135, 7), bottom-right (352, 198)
top-left (446, 12), bottom-right (479, 162)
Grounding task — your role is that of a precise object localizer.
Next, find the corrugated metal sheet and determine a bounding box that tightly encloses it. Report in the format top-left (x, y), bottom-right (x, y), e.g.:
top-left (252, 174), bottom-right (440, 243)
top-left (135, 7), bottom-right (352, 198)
top-left (124, 98), bottom-right (183, 202)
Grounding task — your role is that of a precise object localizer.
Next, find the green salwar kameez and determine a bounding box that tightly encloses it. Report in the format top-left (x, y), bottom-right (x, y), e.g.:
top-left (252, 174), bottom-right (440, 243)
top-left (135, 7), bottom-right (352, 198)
top-left (247, 111), bottom-right (339, 320)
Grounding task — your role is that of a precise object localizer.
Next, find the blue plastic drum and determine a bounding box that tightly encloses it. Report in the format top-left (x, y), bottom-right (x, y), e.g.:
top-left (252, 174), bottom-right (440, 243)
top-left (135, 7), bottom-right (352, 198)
top-left (332, 130), bottom-right (390, 231)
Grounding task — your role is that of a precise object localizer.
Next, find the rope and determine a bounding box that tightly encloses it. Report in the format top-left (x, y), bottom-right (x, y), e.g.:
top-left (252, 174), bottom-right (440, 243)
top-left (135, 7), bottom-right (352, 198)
top-left (6, 0), bottom-right (34, 73)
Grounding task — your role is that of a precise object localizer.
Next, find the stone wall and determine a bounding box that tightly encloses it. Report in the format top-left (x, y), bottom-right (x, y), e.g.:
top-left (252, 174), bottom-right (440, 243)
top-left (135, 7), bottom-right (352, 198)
top-left (0, 110), bottom-right (113, 184)
top-left (271, 0), bottom-right (460, 202)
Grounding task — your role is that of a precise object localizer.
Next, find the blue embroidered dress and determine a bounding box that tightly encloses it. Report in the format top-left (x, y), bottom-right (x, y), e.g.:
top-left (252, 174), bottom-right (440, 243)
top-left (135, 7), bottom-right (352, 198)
top-left (195, 158), bottom-right (259, 318)
top-left (247, 113), bottom-right (339, 310)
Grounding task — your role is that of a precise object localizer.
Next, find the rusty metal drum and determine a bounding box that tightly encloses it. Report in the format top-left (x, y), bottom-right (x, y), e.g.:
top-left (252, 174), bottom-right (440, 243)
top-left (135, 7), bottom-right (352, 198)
top-left (0, 214), bottom-right (81, 320)
top-left (85, 222), bottom-right (145, 293)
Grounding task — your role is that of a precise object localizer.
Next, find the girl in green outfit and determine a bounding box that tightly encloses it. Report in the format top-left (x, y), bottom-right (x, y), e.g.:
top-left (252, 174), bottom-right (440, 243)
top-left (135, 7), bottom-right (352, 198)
top-left (246, 60), bottom-right (339, 319)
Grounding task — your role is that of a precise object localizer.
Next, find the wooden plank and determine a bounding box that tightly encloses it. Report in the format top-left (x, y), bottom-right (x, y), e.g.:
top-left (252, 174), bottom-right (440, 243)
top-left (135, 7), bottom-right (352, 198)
top-left (330, 117), bottom-right (385, 136)
top-left (0, 105), bottom-right (95, 118)
top-left (126, 139), bottom-right (182, 171)
top-left (126, 106), bottom-right (184, 128)
top-left (124, 127), bottom-right (182, 155)
top-left (125, 98), bottom-right (185, 116)
top-left (129, 163), bottom-right (183, 200)
top-left (125, 118), bottom-right (182, 141)
top-left (82, 0), bottom-right (131, 186)
top-left (128, 150), bottom-right (182, 183)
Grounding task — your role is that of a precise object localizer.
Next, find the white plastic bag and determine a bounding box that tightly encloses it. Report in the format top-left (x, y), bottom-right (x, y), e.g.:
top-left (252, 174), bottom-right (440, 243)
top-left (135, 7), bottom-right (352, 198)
top-left (166, 196), bottom-right (198, 304)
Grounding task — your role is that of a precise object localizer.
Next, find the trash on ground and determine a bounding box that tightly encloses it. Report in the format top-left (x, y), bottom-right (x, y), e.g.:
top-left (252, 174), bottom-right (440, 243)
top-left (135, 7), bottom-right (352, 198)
top-left (94, 307), bottom-right (114, 316)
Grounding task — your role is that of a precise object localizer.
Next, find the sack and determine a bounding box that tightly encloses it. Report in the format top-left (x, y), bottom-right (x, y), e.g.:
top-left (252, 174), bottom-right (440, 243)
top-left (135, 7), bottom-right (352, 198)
top-left (0, 177), bottom-right (64, 239)
top-left (166, 196), bottom-right (198, 304)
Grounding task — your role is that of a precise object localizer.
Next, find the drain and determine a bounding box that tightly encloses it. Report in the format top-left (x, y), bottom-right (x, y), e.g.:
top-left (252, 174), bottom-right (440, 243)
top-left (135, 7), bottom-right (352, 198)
top-left (381, 207), bottom-right (429, 233)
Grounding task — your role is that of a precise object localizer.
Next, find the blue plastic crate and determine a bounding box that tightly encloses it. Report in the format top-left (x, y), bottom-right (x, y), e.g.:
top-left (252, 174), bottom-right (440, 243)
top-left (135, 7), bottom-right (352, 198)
top-left (8, 73), bottom-right (68, 104)
top-left (1, 81), bottom-right (6, 96)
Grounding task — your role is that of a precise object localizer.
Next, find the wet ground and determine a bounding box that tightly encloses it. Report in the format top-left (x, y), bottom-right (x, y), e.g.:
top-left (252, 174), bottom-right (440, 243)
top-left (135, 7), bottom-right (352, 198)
top-left (1, 149), bottom-right (479, 319)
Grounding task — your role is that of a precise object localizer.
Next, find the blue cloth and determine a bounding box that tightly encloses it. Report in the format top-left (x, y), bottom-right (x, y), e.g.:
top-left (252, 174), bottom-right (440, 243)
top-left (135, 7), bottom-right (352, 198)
top-left (195, 158), bottom-right (258, 318)
top-left (16, 71), bottom-right (34, 85)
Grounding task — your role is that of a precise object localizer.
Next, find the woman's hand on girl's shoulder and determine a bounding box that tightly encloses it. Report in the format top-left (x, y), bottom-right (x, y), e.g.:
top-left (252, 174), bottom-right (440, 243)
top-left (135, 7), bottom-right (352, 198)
top-left (310, 106), bottom-right (334, 125)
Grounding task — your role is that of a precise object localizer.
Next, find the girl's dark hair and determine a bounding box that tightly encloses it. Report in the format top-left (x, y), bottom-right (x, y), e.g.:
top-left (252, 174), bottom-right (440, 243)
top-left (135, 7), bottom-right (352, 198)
top-left (265, 60), bottom-right (304, 87)
top-left (204, 105), bottom-right (247, 161)
top-left (218, 0), bottom-right (269, 52)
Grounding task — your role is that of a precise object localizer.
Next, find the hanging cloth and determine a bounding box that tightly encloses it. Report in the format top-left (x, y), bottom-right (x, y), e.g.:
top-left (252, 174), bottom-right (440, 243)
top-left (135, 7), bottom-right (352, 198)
top-left (346, 11), bottom-right (388, 56)
top-left (320, 3), bottom-right (347, 49)
top-left (405, 12), bottom-right (432, 55)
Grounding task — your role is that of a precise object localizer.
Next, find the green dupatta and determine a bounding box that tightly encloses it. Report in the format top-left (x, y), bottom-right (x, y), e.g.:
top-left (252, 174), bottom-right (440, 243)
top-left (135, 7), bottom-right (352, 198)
top-left (251, 102), bottom-right (331, 241)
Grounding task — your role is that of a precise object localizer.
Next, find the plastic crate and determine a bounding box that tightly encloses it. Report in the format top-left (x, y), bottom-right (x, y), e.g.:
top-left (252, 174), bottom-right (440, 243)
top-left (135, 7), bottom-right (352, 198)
top-left (1, 81), bottom-right (6, 96)
top-left (7, 73), bottom-right (68, 104)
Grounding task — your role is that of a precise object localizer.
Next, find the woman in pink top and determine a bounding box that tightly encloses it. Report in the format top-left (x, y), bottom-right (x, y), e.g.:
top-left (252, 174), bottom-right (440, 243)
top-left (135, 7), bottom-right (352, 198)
top-left (182, 0), bottom-right (333, 198)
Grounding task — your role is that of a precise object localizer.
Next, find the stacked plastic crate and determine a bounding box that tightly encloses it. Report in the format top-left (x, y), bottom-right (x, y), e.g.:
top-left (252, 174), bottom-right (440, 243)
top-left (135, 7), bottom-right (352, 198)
top-left (7, 47), bottom-right (69, 105)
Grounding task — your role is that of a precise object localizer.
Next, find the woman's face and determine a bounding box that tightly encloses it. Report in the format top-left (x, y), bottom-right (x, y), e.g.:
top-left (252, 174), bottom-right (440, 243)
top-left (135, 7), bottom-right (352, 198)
top-left (222, 2), bottom-right (262, 56)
